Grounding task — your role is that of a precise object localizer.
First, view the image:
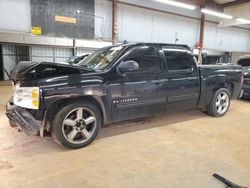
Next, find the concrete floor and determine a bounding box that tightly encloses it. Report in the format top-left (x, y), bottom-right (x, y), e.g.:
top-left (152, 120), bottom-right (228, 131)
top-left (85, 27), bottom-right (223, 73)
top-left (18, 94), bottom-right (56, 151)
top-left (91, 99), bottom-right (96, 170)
top-left (0, 81), bottom-right (12, 108)
top-left (0, 84), bottom-right (250, 188)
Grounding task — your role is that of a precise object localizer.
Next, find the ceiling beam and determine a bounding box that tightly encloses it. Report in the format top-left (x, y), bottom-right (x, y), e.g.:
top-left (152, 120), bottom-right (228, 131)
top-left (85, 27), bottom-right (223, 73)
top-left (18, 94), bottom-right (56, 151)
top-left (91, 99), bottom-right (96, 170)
top-left (204, 0), bottom-right (223, 10)
top-left (184, 0), bottom-right (223, 10)
top-left (223, 0), bottom-right (250, 7)
top-left (183, 0), bottom-right (212, 6)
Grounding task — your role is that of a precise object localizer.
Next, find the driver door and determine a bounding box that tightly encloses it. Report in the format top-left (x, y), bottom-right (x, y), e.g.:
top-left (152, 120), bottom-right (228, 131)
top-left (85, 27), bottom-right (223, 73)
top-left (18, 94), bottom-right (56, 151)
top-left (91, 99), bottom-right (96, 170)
top-left (108, 45), bottom-right (166, 122)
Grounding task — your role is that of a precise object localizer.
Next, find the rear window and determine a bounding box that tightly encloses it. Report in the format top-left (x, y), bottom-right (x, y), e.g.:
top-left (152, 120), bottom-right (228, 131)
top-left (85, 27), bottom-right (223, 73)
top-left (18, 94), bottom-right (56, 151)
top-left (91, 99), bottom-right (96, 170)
top-left (238, 59), bottom-right (250, 67)
top-left (163, 49), bottom-right (195, 71)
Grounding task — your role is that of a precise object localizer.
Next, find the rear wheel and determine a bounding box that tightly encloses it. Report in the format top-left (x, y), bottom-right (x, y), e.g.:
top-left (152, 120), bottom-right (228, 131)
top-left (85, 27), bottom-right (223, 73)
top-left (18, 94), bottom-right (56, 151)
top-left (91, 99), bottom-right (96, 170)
top-left (206, 88), bottom-right (231, 117)
top-left (51, 101), bottom-right (102, 149)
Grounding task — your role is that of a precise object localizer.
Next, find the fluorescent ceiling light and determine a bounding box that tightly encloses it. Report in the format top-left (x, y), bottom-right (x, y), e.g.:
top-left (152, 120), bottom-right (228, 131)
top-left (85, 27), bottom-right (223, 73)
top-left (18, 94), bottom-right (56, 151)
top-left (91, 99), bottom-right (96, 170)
top-left (201, 8), bottom-right (233, 19)
top-left (154, 0), bottom-right (196, 10)
top-left (236, 18), bottom-right (250, 24)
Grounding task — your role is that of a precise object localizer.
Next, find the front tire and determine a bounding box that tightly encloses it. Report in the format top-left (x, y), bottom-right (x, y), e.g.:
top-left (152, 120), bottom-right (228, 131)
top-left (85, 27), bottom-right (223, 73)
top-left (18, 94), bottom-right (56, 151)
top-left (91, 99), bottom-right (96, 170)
top-left (206, 88), bottom-right (231, 117)
top-left (51, 101), bottom-right (102, 149)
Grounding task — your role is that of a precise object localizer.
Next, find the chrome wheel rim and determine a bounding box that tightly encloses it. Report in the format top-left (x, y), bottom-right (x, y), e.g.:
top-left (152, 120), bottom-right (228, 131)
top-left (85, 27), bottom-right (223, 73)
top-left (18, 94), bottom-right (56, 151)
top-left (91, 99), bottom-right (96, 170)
top-left (62, 107), bottom-right (96, 144)
top-left (215, 92), bottom-right (229, 115)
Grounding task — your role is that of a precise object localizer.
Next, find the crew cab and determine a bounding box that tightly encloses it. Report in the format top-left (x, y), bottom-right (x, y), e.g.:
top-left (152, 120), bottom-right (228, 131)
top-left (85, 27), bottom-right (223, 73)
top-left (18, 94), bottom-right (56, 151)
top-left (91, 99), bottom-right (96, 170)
top-left (6, 43), bottom-right (243, 149)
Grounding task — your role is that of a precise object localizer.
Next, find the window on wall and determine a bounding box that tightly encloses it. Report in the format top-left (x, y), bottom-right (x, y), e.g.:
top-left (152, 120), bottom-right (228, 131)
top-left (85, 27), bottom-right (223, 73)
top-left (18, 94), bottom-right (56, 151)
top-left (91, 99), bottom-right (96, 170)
top-left (163, 49), bottom-right (195, 72)
top-left (124, 46), bottom-right (161, 74)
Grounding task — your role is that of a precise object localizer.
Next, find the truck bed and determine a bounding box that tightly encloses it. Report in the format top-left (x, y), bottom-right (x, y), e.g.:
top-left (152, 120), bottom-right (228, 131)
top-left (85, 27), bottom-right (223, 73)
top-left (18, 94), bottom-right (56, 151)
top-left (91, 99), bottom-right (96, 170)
top-left (197, 64), bottom-right (242, 107)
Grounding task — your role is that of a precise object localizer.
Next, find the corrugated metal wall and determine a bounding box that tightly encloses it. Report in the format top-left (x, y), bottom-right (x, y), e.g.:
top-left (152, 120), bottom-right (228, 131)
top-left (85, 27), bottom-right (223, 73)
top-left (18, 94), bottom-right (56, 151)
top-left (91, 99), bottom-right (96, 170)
top-left (76, 47), bottom-right (95, 56)
top-left (1, 44), bottom-right (97, 80)
top-left (2, 45), bottom-right (74, 80)
top-left (2, 45), bottom-right (18, 80)
top-left (30, 46), bottom-right (73, 63)
top-left (29, 46), bottom-right (95, 62)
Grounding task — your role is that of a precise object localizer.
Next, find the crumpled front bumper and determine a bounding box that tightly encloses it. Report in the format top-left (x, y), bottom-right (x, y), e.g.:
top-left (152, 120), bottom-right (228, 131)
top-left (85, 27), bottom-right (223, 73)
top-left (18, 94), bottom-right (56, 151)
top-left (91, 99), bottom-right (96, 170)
top-left (5, 100), bottom-right (41, 136)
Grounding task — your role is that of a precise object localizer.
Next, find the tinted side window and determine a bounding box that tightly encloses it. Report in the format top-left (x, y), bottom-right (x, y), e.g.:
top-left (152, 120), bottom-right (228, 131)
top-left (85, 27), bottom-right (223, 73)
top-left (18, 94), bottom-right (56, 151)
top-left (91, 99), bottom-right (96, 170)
top-left (124, 46), bottom-right (161, 73)
top-left (163, 50), bottom-right (194, 71)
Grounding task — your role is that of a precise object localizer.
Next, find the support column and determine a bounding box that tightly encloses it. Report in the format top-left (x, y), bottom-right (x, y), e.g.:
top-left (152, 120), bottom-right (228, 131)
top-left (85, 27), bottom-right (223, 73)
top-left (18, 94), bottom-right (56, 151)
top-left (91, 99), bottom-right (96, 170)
top-left (198, 0), bottom-right (206, 64)
top-left (112, 0), bottom-right (118, 44)
top-left (199, 13), bottom-right (205, 49)
top-left (198, 12), bottom-right (205, 64)
top-left (73, 39), bottom-right (76, 56)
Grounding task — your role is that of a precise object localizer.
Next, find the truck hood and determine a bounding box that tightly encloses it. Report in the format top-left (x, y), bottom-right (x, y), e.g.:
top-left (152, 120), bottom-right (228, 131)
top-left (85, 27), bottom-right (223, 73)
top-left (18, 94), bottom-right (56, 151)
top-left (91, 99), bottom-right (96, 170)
top-left (10, 61), bottom-right (90, 82)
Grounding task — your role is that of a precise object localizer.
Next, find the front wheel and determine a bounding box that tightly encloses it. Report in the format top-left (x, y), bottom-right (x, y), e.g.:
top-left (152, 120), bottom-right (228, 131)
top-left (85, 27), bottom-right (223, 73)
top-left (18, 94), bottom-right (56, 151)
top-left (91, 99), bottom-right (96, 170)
top-left (51, 101), bottom-right (102, 149)
top-left (206, 88), bottom-right (231, 117)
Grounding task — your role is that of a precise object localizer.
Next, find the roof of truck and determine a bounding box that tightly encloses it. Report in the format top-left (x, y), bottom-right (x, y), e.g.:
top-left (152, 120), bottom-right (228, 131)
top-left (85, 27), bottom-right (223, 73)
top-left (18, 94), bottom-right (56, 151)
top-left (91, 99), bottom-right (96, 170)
top-left (116, 42), bottom-right (192, 52)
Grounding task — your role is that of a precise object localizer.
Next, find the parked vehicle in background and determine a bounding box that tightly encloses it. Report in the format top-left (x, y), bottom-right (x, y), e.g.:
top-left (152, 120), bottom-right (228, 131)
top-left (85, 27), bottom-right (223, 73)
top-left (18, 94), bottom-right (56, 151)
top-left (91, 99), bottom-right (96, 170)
top-left (65, 54), bottom-right (90, 65)
top-left (6, 43), bottom-right (243, 149)
top-left (237, 55), bottom-right (250, 98)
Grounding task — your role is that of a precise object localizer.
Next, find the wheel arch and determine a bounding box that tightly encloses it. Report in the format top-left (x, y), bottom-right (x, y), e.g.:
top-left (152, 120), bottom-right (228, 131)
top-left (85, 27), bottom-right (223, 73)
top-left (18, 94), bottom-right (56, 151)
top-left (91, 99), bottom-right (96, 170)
top-left (45, 95), bottom-right (107, 127)
top-left (213, 82), bottom-right (234, 97)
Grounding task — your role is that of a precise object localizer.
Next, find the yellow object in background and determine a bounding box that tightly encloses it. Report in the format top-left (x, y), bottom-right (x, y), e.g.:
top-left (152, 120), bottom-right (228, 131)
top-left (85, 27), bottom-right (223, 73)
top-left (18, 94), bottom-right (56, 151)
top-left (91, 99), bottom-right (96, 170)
top-left (55, 15), bottom-right (77, 24)
top-left (31, 26), bottom-right (42, 35)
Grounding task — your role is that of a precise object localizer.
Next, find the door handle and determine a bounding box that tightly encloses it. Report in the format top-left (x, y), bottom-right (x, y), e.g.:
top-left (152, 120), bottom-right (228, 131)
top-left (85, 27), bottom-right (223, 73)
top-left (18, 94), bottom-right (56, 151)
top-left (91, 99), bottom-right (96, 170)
top-left (152, 79), bottom-right (164, 84)
top-left (153, 79), bottom-right (169, 82)
top-left (187, 77), bottom-right (197, 81)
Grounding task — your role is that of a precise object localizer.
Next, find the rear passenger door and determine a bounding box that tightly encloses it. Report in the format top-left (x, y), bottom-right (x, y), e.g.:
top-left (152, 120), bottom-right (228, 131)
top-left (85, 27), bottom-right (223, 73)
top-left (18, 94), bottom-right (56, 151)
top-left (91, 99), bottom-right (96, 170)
top-left (162, 47), bottom-right (200, 108)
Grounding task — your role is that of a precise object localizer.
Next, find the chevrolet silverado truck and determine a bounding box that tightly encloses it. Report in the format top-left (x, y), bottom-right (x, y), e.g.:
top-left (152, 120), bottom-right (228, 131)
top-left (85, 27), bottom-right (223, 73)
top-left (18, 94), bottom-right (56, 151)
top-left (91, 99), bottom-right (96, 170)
top-left (237, 55), bottom-right (250, 98)
top-left (6, 43), bottom-right (243, 149)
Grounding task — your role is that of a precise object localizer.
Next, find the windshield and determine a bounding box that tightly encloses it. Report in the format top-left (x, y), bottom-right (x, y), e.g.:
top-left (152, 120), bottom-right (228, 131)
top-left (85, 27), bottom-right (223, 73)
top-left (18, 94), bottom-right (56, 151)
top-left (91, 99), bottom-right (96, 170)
top-left (65, 56), bottom-right (79, 63)
top-left (77, 46), bottom-right (125, 70)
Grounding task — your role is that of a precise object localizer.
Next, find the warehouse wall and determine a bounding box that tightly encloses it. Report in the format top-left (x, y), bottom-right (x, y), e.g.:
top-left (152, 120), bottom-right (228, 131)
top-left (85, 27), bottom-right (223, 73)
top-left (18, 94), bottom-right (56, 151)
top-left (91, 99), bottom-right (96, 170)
top-left (30, 0), bottom-right (95, 39)
top-left (0, 0), bottom-right (249, 52)
top-left (95, 0), bottom-right (112, 39)
top-left (95, 0), bottom-right (250, 52)
top-left (204, 22), bottom-right (250, 52)
top-left (0, 0), bottom-right (31, 32)
top-left (1, 44), bottom-right (98, 80)
top-left (117, 4), bottom-right (200, 46)
top-left (249, 32), bottom-right (250, 51)
top-left (1, 45), bottom-right (16, 80)
top-left (30, 46), bottom-right (73, 63)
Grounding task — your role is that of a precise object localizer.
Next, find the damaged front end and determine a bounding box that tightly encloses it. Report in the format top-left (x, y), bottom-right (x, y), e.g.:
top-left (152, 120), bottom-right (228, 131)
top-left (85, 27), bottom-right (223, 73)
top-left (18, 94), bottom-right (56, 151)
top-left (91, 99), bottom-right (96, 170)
top-left (10, 61), bottom-right (83, 82)
top-left (6, 60), bottom-right (86, 136)
top-left (6, 100), bottom-right (42, 136)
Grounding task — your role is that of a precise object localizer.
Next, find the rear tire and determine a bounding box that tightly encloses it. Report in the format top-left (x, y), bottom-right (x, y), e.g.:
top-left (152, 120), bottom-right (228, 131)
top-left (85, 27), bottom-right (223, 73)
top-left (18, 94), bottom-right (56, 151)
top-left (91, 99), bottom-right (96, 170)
top-left (51, 101), bottom-right (102, 149)
top-left (206, 88), bottom-right (231, 117)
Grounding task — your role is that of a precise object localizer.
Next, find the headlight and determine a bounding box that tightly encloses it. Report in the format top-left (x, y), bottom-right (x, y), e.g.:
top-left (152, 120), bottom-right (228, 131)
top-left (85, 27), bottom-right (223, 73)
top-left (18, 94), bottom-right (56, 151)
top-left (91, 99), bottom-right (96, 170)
top-left (13, 86), bottom-right (40, 109)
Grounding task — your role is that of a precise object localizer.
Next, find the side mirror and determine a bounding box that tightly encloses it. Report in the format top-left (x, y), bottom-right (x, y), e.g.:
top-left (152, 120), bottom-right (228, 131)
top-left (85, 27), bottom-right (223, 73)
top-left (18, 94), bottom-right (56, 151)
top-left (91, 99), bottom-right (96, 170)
top-left (117, 60), bottom-right (139, 75)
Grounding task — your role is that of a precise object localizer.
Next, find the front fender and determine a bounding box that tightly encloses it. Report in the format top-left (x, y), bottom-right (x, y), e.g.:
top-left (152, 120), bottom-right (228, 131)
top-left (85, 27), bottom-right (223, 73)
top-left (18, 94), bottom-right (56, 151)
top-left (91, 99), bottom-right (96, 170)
top-left (42, 85), bottom-right (111, 124)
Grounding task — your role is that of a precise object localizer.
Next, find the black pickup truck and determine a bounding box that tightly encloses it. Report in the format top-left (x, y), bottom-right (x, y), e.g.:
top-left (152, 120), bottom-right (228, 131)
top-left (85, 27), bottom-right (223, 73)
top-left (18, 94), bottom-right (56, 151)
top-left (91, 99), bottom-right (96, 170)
top-left (6, 43), bottom-right (243, 149)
